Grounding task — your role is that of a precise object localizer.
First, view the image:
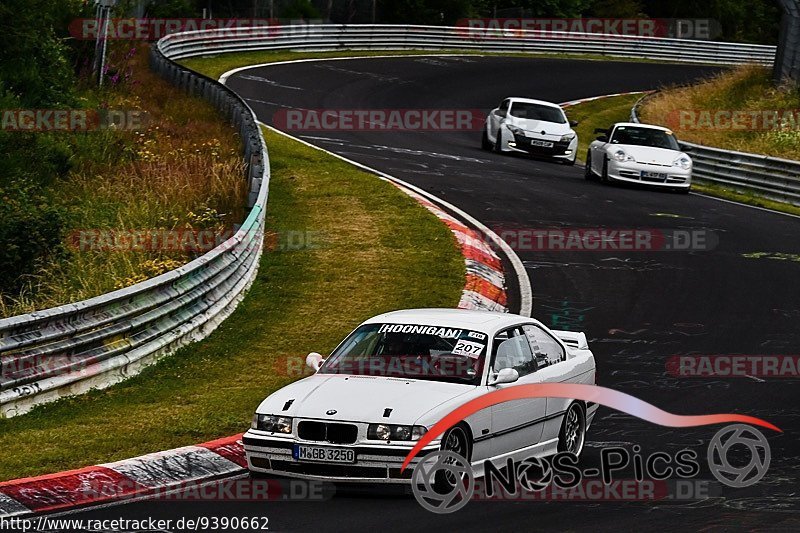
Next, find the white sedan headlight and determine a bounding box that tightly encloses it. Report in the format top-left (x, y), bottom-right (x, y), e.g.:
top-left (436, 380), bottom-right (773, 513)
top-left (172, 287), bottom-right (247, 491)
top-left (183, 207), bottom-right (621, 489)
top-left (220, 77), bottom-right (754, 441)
top-left (252, 414), bottom-right (293, 433)
top-left (560, 133), bottom-right (576, 142)
top-left (673, 156), bottom-right (692, 170)
top-left (368, 423), bottom-right (428, 441)
top-left (506, 124), bottom-right (524, 136)
top-left (613, 150), bottom-right (635, 162)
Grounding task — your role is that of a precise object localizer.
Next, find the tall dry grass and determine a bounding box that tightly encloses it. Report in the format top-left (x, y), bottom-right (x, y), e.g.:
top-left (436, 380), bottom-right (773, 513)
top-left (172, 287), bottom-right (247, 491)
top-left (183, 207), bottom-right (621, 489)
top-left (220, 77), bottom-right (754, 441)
top-left (640, 65), bottom-right (800, 159)
top-left (0, 44), bottom-right (246, 317)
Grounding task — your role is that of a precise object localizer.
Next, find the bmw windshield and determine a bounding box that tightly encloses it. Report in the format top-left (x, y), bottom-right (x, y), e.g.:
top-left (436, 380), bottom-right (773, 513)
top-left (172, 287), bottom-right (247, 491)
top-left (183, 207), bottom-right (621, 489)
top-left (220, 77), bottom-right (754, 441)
top-left (319, 323), bottom-right (488, 384)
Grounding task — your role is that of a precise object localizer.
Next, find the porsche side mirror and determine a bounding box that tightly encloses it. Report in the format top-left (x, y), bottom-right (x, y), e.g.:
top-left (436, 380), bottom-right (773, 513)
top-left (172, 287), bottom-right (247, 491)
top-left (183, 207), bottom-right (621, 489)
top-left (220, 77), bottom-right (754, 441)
top-left (306, 352), bottom-right (325, 372)
top-left (488, 367), bottom-right (519, 386)
top-left (569, 120), bottom-right (579, 127)
top-left (596, 135), bottom-right (608, 142)
top-left (681, 144), bottom-right (692, 152)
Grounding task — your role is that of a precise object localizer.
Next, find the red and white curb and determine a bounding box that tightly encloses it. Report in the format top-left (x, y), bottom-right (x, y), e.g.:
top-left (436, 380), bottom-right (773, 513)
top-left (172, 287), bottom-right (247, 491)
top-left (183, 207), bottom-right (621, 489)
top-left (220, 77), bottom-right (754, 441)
top-left (559, 90), bottom-right (651, 108)
top-left (395, 185), bottom-right (507, 312)
top-left (0, 435), bottom-right (246, 517)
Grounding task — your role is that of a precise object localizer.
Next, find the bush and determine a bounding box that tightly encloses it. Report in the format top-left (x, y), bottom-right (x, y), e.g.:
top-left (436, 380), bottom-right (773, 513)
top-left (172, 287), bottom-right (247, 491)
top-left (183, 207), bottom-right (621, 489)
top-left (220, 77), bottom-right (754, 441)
top-left (0, 181), bottom-right (65, 295)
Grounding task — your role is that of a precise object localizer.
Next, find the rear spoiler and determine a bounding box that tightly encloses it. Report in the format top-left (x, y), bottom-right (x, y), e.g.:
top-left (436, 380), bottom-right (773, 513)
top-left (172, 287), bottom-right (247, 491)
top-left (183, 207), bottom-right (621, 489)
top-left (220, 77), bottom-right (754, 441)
top-left (552, 330), bottom-right (589, 350)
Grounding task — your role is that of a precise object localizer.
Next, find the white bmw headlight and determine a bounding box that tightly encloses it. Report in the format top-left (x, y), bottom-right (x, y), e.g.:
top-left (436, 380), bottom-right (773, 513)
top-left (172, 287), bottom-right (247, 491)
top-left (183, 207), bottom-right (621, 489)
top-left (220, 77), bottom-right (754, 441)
top-left (673, 156), bottom-right (692, 170)
top-left (252, 414), bottom-right (293, 433)
top-left (368, 423), bottom-right (427, 441)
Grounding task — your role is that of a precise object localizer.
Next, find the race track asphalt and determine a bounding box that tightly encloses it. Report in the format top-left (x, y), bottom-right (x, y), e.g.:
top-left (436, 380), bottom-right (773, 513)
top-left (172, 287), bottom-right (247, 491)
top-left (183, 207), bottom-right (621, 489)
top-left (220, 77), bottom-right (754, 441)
top-left (65, 56), bottom-right (800, 532)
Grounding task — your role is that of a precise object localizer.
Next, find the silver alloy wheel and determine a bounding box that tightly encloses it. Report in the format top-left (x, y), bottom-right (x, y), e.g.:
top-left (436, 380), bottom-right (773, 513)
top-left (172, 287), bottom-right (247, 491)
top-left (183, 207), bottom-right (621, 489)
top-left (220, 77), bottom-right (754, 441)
top-left (563, 404), bottom-right (586, 456)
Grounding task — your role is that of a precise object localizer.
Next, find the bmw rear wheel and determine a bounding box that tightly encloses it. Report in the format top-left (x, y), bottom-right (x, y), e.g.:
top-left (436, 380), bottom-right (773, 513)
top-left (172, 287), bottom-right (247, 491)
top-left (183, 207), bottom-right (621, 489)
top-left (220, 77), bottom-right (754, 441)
top-left (558, 402), bottom-right (586, 457)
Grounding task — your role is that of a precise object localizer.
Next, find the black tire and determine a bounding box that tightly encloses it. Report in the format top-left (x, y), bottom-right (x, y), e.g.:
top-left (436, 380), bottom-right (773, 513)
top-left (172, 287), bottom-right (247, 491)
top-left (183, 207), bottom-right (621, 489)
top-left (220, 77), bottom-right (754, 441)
top-left (678, 186), bottom-right (691, 195)
top-left (562, 153), bottom-right (576, 166)
top-left (493, 129), bottom-right (503, 153)
top-left (601, 158), bottom-right (610, 184)
top-left (434, 424), bottom-right (472, 493)
top-left (584, 152), bottom-right (594, 180)
top-left (557, 402), bottom-right (587, 457)
top-left (481, 128), bottom-right (492, 150)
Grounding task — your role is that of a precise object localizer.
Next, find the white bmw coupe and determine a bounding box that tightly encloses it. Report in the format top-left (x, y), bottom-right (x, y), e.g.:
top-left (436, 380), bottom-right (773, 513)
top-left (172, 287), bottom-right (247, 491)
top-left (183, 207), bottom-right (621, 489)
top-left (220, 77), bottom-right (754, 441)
top-left (244, 308), bottom-right (597, 483)
top-left (482, 97), bottom-right (579, 164)
top-left (585, 122), bottom-right (692, 192)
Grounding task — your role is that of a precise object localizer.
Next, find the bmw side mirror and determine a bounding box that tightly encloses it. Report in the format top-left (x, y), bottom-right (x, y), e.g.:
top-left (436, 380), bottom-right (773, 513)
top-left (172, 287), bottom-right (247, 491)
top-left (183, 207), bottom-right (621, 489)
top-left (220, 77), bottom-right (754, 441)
top-left (306, 352), bottom-right (324, 372)
top-left (488, 367), bottom-right (519, 386)
top-left (569, 120), bottom-right (579, 127)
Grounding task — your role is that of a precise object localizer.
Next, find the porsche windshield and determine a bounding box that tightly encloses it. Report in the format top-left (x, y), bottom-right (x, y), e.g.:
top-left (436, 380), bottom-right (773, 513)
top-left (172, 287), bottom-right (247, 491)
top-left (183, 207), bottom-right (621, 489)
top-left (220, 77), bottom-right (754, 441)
top-left (320, 323), bottom-right (488, 384)
top-left (610, 126), bottom-right (680, 150)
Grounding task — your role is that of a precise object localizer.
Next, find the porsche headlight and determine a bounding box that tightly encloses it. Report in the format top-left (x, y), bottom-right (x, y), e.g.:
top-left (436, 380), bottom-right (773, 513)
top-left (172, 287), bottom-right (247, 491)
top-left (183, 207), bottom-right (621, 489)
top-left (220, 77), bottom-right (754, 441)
top-left (368, 424), bottom-right (427, 441)
top-left (613, 150), bottom-right (634, 162)
top-left (252, 414), bottom-right (293, 433)
top-left (560, 133), bottom-right (576, 142)
top-left (673, 156), bottom-right (692, 170)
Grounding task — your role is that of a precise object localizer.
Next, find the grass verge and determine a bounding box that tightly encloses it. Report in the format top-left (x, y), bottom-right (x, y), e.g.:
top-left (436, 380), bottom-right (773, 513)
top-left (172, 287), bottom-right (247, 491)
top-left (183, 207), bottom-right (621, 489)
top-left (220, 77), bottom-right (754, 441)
top-left (640, 65), bottom-right (800, 160)
top-left (1, 44), bottom-right (246, 317)
top-left (0, 127), bottom-right (464, 481)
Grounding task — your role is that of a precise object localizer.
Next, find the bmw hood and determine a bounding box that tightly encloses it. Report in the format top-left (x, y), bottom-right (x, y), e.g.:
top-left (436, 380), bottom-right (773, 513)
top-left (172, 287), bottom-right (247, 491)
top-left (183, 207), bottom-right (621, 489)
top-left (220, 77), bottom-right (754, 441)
top-left (613, 145), bottom-right (686, 165)
top-left (256, 374), bottom-right (474, 424)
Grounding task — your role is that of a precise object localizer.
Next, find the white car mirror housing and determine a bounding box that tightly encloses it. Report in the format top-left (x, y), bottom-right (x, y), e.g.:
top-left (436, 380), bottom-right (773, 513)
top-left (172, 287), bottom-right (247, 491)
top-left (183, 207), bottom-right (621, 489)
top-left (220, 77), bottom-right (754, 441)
top-left (489, 367), bottom-right (519, 386)
top-left (306, 352), bottom-right (325, 372)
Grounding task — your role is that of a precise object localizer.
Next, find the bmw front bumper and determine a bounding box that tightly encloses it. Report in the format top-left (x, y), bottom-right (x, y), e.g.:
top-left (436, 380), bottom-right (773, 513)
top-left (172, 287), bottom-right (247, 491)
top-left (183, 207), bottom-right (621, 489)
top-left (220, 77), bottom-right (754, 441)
top-left (243, 430), bottom-right (439, 484)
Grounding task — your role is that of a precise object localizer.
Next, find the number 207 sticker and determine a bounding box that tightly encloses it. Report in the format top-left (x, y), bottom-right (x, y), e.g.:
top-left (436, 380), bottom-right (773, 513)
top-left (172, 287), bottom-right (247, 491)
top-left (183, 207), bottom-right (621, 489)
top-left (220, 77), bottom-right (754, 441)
top-left (452, 339), bottom-right (485, 357)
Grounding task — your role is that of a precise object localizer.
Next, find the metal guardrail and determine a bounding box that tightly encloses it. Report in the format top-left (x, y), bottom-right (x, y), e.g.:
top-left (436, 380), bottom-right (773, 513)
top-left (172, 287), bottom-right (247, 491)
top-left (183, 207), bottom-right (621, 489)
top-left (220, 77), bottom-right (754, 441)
top-left (0, 24), bottom-right (780, 417)
top-left (631, 94), bottom-right (800, 205)
top-left (0, 46), bottom-right (270, 417)
top-left (157, 24), bottom-right (776, 65)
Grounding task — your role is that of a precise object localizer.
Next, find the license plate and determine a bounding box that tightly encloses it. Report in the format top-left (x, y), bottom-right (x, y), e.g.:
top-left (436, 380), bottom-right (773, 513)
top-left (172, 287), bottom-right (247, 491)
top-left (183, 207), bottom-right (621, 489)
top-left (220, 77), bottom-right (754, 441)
top-left (641, 170), bottom-right (667, 179)
top-left (529, 139), bottom-right (554, 148)
top-left (293, 444), bottom-right (356, 463)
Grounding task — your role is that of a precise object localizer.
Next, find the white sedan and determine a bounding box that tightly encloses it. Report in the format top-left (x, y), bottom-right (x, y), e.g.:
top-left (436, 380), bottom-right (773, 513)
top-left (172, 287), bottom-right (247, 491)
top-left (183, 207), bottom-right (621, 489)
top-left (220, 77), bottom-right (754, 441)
top-left (585, 122), bottom-right (692, 192)
top-left (244, 308), bottom-right (597, 483)
top-left (482, 97), bottom-right (579, 164)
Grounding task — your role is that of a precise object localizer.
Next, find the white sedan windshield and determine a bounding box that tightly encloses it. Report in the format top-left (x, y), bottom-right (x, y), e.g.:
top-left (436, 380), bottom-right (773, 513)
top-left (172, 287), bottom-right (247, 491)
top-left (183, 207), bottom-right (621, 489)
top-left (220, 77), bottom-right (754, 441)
top-left (320, 323), bottom-right (488, 384)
